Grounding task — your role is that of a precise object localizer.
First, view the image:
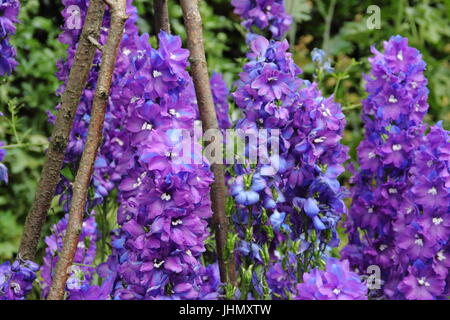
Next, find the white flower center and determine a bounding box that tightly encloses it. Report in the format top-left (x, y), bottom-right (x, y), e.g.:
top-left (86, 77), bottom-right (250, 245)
top-left (169, 109), bottom-right (181, 118)
top-left (141, 122), bottom-right (153, 131)
top-left (113, 137), bottom-right (124, 146)
top-left (320, 104), bottom-right (332, 117)
top-left (171, 219), bottom-right (183, 226)
top-left (432, 217), bottom-right (443, 225)
top-left (414, 236), bottom-right (424, 247)
top-left (427, 160), bottom-right (433, 167)
top-left (397, 51), bottom-right (403, 61)
top-left (123, 48), bottom-right (131, 56)
top-left (379, 244), bottom-right (388, 252)
top-left (368, 207), bottom-right (374, 214)
top-left (428, 187), bottom-right (437, 195)
top-left (388, 188), bottom-right (397, 194)
top-left (161, 193), bottom-right (171, 201)
top-left (133, 177), bottom-right (143, 188)
top-left (388, 95), bottom-right (398, 103)
top-left (314, 137), bottom-right (326, 144)
top-left (153, 259), bottom-right (165, 268)
top-left (332, 288), bottom-right (341, 295)
top-left (153, 70), bottom-right (163, 78)
top-left (368, 151), bottom-right (376, 159)
top-left (417, 277), bottom-right (430, 287)
top-left (392, 144), bottom-right (402, 151)
top-left (11, 282), bottom-right (21, 294)
top-left (437, 250), bottom-right (446, 261)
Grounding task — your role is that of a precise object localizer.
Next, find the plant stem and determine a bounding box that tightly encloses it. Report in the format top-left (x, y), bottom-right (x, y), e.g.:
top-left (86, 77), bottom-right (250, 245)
top-left (0, 143), bottom-right (47, 150)
top-left (18, 0), bottom-right (107, 262)
top-left (153, 0), bottom-right (170, 34)
top-left (180, 0), bottom-right (237, 286)
top-left (47, 0), bottom-right (128, 300)
top-left (322, 0), bottom-right (336, 53)
top-left (342, 103), bottom-right (362, 111)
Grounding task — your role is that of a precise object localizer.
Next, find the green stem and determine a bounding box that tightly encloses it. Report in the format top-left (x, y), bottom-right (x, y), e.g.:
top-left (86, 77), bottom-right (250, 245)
top-left (322, 0), bottom-right (337, 53)
top-left (342, 103), bottom-right (362, 111)
top-left (10, 112), bottom-right (21, 144)
top-left (0, 143), bottom-right (47, 149)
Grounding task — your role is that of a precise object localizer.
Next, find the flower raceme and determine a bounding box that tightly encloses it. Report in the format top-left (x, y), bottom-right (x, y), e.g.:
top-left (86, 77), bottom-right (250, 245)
top-left (106, 29), bottom-right (219, 300)
top-left (343, 36), bottom-right (450, 300)
top-left (41, 0), bottom-right (222, 300)
top-left (0, 0), bottom-right (20, 76)
top-left (231, 0), bottom-right (292, 40)
top-left (230, 33), bottom-right (350, 299)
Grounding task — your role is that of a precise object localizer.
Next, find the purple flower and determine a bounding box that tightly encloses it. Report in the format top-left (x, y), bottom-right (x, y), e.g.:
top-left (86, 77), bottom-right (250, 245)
top-left (210, 72), bottom-right (232, 130)
top-left (231, 0), bottom-right (292, 40)
top-left (40, 214), bottom-right (97, 299)
top-left (251, 65), bottom-right (292, 100)
top-left (399, 264), bottom-right (445, 300)
top-left (0, 259), bottom-right (39, 300)
top-left (295, 258), bottom-right (368, 300)
top-left (0, 0), bottom-right (20, 76)
top-left (0, 141), bottom-right (7, 184)
top-left (411, 176), bottom-right (448, 210)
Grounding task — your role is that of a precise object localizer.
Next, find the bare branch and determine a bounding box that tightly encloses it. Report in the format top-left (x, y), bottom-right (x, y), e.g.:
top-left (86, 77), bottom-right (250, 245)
top-left (47, 0), bottom-right (128, 300)
top-left (153, 0), bottom-right (171, 34)
top-left (18, 0), bottom-right (107, 262)
top-left (180, 0), bottom-right (237, 285)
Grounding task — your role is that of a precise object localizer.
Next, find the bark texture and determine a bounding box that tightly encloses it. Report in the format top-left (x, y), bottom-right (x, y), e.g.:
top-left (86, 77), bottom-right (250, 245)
top-left (47, 0), bottom-right (128, 300)
top-left (154, 0), bottom-right (171, 33)
top-left (18, 0), bottom-right (107, 261)
top-left (180, 0), bottom-right (237, 285)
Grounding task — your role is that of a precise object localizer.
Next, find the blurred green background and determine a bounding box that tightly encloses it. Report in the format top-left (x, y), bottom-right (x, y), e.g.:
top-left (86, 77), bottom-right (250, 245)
top-left (0, 0), bottom-right (449, 262)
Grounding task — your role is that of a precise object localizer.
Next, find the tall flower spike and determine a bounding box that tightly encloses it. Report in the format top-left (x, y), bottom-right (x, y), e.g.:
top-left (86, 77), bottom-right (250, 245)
top-left (343, 36), bottom-right (449, 300)
top-left (102, 30), bottom-right (218, 300)
top-left (231, 33), bottom-right (349, 299)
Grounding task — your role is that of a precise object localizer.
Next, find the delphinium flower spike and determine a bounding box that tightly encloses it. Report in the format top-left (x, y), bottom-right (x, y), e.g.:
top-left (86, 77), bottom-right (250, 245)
top-left (231, 33), bottom-right (349, 299)
top-left (343, 35), bottom-right (449, 300)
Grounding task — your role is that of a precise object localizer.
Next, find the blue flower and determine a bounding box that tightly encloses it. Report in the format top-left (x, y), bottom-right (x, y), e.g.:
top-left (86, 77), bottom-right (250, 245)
top-left (231, 173), bottom-right (267, 205)
top-left (270, 210), bottom-right (291, 232)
